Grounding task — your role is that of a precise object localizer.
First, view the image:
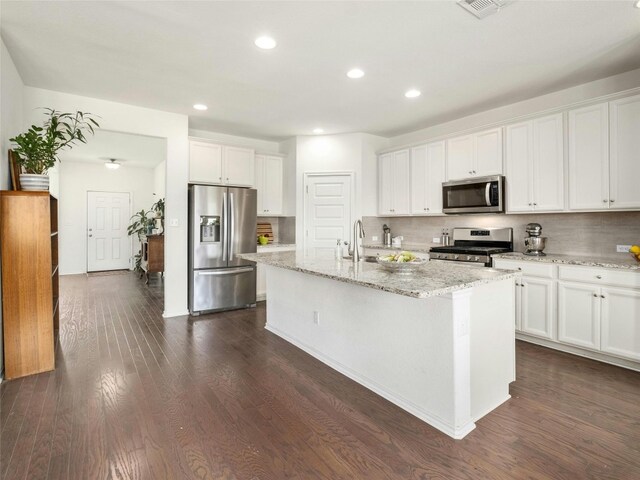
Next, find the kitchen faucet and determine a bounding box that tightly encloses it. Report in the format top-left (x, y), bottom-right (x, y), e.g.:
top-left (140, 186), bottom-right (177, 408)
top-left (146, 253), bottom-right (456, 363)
top-left (349, 219), bottom-right (365, 263)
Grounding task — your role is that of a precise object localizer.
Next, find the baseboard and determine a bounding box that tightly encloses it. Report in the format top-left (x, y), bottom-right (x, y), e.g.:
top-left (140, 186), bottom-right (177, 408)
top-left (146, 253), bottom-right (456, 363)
top-left (162, 309), bottom-right (190, 319)
top-left (256, 293), bottom-right (266, 302)
top-left (265, 323), bottom-right (476, 439)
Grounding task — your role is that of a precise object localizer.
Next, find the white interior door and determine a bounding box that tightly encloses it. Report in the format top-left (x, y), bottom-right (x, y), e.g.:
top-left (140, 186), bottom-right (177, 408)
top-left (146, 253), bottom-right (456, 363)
top-left (304, 174), bottom-right (353, 258)
top-left (87, 191), bottom-right (131, 272)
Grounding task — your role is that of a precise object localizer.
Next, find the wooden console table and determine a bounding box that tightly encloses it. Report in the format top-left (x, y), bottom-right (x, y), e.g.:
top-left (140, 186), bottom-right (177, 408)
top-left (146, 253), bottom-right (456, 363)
top-left (140, 234), bottom-right (164, 284)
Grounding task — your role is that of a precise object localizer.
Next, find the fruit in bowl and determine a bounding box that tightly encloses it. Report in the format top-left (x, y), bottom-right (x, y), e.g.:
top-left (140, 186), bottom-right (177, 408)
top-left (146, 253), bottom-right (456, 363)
top-left (630, 245), bottom-right (640, 263)
top-left (258, 235), bottom-right (269, 245)
top-left (379, 251), bottom-right (420, 263)
top-left (376, 251), bottom-right (427, 274)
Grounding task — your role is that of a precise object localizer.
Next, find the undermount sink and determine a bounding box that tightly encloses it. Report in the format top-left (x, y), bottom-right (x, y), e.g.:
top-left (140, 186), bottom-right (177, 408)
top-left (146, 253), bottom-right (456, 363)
top-left (343, 255), bottom-right (378, 263)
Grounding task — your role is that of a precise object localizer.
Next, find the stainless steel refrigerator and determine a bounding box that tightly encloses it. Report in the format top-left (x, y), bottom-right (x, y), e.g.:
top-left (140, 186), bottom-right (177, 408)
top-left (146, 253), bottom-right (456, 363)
top-left (188, 184), bottom-right (257, 314)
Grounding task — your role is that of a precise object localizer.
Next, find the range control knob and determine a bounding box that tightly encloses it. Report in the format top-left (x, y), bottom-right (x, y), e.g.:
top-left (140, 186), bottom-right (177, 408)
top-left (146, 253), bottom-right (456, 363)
top-left (454, 255), bottom-right (460, 260)
top-left (474, 256), bottom-right (480, 262)
top-left (466, 255), bottom-right (472, 261)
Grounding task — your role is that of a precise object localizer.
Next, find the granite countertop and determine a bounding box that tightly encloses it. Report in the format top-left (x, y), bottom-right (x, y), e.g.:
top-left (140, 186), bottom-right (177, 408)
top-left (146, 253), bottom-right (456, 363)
top-left (257, 242), bottom-right (296, 250)
top-left (363, 242), bottom-right (436, 254)
top-left (492, 252), bottom-right (640, 271)
top-left (238, 251), bottom-right (519, 299)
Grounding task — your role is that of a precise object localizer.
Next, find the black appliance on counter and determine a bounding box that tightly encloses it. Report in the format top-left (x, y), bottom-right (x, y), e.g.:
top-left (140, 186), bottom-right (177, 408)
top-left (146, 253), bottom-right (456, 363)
top-left (429, 227), bottom-right (513, 267)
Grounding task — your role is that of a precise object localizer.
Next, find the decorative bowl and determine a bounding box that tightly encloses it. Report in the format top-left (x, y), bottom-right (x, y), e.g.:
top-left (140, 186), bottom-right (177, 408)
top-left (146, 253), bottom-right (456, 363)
top-left (376, 256), bottom-right (427, 274)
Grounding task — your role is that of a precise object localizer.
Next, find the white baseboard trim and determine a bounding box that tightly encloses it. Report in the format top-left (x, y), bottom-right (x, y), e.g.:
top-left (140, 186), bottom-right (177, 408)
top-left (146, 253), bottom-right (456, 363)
top-left (472, 394), bottom-right (511, 423)
top-left (266, 323), bottom-right (476, 439)
top-left (162, 309), bottom-right (190, 319)
top-left (256, 293), bottom-right (266, 302)
top-left (516, 333), bottom-right (640, 373)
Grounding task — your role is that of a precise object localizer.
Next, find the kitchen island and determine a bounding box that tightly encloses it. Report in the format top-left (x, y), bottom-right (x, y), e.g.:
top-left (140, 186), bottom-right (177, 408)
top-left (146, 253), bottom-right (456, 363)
top-left (239, 251), bottom-right (519, 439)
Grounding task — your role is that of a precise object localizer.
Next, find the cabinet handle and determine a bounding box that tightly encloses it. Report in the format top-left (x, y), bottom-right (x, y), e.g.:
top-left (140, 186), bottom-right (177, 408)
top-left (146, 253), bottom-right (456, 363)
top-left (593, 293), bottom-right (598, 298)
top-left (603, 199), bottom-right (608, 203)
top-left (472, 170), bottom-right (476, 174)
top-left (610, 199), bottom-right (615, 203)
top-left (468, 171), bottom-right (473, 175)
top-left (533, 203), bottom-right (537, 206)
top-left (424, 208), bottom-right (427, 211)
top-left (517, 267), bottom-right (522, 270)
top-left (528, 203), bottom-right (532, 206)
top-left (521, 284), bottom-right (525, 288)
top-left (596, 275), bottom-right (602, 279)
top-left (600, 295), bottom-right (605, 299)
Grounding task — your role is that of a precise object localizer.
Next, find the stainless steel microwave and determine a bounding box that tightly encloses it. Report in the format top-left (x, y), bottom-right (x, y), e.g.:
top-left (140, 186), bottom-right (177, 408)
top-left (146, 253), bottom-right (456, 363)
top-left (442, 175), bottom-right (504, 214)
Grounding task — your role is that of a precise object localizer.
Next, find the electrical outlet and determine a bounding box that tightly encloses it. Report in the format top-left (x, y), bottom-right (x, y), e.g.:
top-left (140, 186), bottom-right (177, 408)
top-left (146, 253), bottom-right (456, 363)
top-left (313, 311), bottom-right (320, 325)
top-left (371, 235), bottom-right (379, 242)
top-left (433, 237), bottom-right (441, 243)
top-left (617, 244), bottom-right (632, 253)
top-left (169, 218), bottom-right (179, 227)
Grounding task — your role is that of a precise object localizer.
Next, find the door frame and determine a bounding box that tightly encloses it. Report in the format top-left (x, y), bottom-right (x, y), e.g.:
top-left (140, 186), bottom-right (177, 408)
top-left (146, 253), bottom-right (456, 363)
top-left (303, 171), bottom-right (355, 256)
top-left (86, 190), bottom-right (133, 272)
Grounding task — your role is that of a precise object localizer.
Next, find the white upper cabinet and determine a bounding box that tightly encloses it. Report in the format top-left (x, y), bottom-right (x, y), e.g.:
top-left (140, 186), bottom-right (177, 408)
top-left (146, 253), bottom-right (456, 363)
top-left (379, 149), bottom-right (410, 215)
top-left (256, 154), bottom-right (283, 216)
top-left (410, 141), bottom-right (445, 215)
top-left (609, 94), bottom-right (640, 209)
top-left (189, 141), bottom-right (223, 184)
top-left (505, 113), bottom-right (564, 212)
top-left (568, 103), bottom-right (609, 210)
top-left (446, 127), bottom-right (502, 180)
top-left (189, 140), bottom-right (255, 187)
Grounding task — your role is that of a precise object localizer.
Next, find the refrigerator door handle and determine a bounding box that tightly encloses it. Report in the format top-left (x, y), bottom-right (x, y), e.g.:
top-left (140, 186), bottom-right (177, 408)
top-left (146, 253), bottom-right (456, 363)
top-left (196, 267), bottom-right (254, 276)
top-left (222, 191), bottom-right (228, 262)
top-left (229, 192), bottom-right (235, 261)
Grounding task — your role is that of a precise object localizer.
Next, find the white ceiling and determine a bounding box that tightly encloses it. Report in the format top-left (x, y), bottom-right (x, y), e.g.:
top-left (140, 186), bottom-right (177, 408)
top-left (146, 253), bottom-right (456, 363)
top-left (58, 130), bottom-right (166, 168)
top-left (2, 1), bottom-right (640, 141)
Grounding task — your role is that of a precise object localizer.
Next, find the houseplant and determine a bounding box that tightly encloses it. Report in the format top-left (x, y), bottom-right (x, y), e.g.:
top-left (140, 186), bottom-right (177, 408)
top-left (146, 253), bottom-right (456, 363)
top-left (10, 108), bottom-right (99, 190)
top-left (127, 208), bottom-right (155, 272)
top-left (151, 197), bottom-right (165, 234)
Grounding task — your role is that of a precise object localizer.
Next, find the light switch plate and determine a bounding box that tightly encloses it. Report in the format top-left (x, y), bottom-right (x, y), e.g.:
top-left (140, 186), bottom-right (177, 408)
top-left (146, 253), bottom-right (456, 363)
top-left (371, 235), bottom-right (379, 242)
top-left (617, 244), bottom-right (632, 253)
top-left (433, 237), bottom-right (440, 243)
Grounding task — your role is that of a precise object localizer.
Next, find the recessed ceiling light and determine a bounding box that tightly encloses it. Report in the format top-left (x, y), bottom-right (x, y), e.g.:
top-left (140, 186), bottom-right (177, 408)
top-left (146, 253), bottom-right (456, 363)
top-left (405, 89), bottom-right (421, 98)
top-left (313, 128), bottom-right (324, 134)
top-left (347, 68), bottom-right (365, 79)
top-left (105, 158), bottom-right (121, 170)
top-left (193, 104), bottom-right (208, 111)
top-left (255, 36), bottom-right (277, 50)
top-left (635, 0), bottom-right (640, 8)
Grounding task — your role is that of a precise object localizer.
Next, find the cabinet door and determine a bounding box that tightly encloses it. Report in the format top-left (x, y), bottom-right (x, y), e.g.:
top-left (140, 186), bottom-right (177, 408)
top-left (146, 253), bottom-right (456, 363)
top-left (392, 150), bottom-right (411, 214)
top-left (263, 155), bottom-right (283, 215)
top-left (533, 113), bottom-right (564, 211)
top-left (505, 121), bottom-right (533, 212)
top-left (255, 154), bottom-right (265, 214)
top-left (558, 281), bottom-right (600, 350)
top-left (520, 277), bottom-right (555, 340)
top-left (600, 287), bottom-right (640, 361)
top-left (474, 128), bottom-right (503, 177)
top-left (378, 153), bottom-right (394, 215)
top-left (515, 279), bottom-right (522, 332)
top-left (568, 103), bottom-right (609, 210)
top-left (189, 141), bottom-right (223, 184)
top-left (256, 264), bottom-right (266, 299)
top-left (446, 135), bottom-right (474, 180)
top-left (426, 141), bottom-right (445, 214)
top-left (609, 94), bottom-right (640, 209)
top-left (410, 145), bottom-right (428, 214)
top-left (224, 146), bottom-right (255, 187)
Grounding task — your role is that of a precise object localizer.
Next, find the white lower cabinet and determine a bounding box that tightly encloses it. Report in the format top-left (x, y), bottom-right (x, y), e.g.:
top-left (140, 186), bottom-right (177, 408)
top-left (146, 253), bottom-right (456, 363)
top-left (520, 277), bottom-right (555, 340)
top-left (600, 287), bottom-right (640, 361)
top-left (557, 281), bottom-right (600, 350)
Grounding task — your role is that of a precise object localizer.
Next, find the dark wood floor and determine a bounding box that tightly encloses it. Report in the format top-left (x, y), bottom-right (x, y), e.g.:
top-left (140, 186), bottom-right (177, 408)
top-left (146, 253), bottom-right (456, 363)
top-left (2, 273), bottom-right (640, 480)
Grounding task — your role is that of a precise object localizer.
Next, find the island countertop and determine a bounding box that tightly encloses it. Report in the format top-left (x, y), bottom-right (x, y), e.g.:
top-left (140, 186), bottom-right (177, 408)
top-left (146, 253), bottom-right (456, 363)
top-left (239, 251), bottom-right (519, 299)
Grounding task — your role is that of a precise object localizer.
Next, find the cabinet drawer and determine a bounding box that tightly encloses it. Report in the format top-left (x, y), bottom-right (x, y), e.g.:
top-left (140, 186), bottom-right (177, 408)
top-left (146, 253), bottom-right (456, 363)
top-left (493, 259), bottom-right (555, 279)
top-left (558, 265), bottom-right (640, 289)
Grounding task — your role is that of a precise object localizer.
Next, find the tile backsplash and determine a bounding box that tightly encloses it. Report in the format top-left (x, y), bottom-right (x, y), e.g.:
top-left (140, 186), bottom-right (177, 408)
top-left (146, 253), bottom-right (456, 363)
top-left (364, 212), bottom-right (640, 257)
top-left (258, 216), bottom-right (296, 244)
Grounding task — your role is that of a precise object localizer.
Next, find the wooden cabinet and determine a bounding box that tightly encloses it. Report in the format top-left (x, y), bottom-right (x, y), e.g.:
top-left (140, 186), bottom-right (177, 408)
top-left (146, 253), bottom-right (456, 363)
top-left (568, 103), bottom-right (610, 210)
top-left (410, 141), bottom-right (445, 215)
top-left (189, 139), bottom-right (255, 187)
top-left (1, 192), bottom-right (58, 379)
top-left (505, 113), bottom-right (564, 212)
top-left (140, 235), bottom-right (164, 284)
top-left (609, 94), bottom-right (640, 209)
top-left (378, 149), bottom-right (410, 215)
top-left (256, 154), bottom-right (283, 216)
top-left (446, 127), bottom-right (502, 181)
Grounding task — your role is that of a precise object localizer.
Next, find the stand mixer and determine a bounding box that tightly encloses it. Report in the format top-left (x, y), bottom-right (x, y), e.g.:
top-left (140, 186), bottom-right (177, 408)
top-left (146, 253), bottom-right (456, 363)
top-left (524, 223), bottom-right (547, 256)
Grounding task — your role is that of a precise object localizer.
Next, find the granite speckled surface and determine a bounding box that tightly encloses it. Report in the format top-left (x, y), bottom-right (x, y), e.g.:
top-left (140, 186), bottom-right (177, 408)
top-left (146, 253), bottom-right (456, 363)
top-left (363, 243), bottom-right (435, 254)
top-left (257, 243), bottom-right (296, 251)
top-left (238, 251), bottom-right (519, 299)
top-left (492, 252), bottom-right (640, 271)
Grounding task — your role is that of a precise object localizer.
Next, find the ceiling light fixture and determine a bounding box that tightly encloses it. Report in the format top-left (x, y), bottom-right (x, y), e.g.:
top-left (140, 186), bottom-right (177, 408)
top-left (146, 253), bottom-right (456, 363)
top-left (635, 0), bottom-right (640, 8)
top-left (193, 104), bottom-right (208, 111)
top-left (347, 68), bottom-right (365, 79)
top-left (405, 89), bottom-right (421, 98)
top-left (255, 36), bottom-right (277, 49)
top-left (313, 128), bottom-right (324, 134)
top-left (105, 158), bottom-right (121, 170)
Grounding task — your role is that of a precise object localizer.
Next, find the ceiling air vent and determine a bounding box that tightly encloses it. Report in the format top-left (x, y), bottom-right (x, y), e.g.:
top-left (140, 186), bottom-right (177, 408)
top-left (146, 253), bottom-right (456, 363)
top-left (457, 0), bottom-right (508, 19)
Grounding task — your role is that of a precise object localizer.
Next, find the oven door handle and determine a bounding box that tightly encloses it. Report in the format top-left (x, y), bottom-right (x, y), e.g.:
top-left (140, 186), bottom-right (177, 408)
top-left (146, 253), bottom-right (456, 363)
top-left (485, 182), bottom-right (492, 206)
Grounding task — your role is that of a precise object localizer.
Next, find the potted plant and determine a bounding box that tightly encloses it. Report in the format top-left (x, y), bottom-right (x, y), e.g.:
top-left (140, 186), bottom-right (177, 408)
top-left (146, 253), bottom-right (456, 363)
top-left (151, 197), bottom-right (165, 234)
top-left (10, 108), bottom-right (99, 191)
top-left (127, 208), bottom-right (155, 272)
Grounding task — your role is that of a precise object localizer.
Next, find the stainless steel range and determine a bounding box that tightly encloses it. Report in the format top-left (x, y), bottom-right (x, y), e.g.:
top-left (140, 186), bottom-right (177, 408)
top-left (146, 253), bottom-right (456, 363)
top-left (429, 227), bottom-right (513, 267)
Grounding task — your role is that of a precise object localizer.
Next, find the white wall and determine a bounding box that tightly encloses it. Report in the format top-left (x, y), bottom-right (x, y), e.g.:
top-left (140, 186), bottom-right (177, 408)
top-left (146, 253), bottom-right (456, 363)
top-left (154, 160), bottom-right (166, 198)
top-left (57, 161), bottom-right (155, 274)
top-left (23, 87), bottom-right (189, 317)
top-left (189, 128), bottom-right (280, 154)
top-left (388, 67), bottom-right (640, 149)
top-left (278, 137), bottom-right (297, 217)
top-left (0, 38), bottom-right (26, 378)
